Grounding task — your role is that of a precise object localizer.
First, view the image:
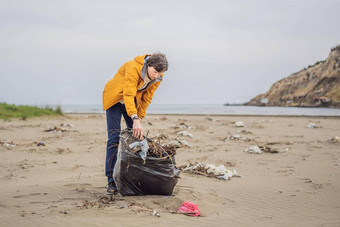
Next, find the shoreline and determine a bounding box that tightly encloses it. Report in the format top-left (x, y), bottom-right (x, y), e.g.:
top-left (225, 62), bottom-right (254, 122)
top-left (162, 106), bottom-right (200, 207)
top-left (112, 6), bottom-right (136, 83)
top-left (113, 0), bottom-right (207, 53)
top-left (65, 113), bottom-right (340, 119)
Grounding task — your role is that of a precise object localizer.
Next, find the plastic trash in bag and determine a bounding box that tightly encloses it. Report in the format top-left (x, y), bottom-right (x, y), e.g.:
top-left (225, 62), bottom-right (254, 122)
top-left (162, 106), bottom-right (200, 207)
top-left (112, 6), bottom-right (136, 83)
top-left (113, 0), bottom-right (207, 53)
top-left (129, 139), bottom-right (149, 160)
top-left (113, 130), bottom-right (180, 196)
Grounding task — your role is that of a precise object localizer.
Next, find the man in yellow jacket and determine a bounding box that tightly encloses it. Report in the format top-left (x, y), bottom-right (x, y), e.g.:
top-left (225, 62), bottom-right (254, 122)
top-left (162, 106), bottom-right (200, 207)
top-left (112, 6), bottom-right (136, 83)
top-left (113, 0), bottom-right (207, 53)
top-left (102, 52), bottom-right (168, 195)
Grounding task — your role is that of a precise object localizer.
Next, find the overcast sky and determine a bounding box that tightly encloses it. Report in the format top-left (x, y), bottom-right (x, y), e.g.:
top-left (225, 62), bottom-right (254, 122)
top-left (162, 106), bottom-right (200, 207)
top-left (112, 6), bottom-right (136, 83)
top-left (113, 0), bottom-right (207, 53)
top-left (1, 0), bottom-right (339, 106)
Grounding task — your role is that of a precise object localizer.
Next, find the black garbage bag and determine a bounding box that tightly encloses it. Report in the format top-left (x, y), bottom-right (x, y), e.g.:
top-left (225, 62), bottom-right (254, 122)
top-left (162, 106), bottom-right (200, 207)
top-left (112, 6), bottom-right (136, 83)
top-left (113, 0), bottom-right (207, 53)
top-left (113, 131), bottom-right (180, 196)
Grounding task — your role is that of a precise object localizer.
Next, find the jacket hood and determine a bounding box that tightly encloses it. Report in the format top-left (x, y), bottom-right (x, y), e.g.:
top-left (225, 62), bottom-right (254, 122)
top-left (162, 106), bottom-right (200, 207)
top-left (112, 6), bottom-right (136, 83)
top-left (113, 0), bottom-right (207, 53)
top-left (134, 54), bottom-right (150, 65)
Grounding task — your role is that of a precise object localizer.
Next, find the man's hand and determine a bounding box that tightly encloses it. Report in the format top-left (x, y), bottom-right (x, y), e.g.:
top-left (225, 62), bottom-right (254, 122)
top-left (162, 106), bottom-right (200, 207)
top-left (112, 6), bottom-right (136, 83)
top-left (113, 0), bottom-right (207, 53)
top-left (132, 118), bottom-right (143, 140)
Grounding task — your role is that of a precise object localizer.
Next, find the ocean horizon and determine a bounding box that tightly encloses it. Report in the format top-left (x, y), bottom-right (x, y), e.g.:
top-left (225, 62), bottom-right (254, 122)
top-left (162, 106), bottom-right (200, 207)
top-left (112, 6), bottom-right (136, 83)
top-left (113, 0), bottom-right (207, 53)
top-left (54, 104), bottom-right (340, 116)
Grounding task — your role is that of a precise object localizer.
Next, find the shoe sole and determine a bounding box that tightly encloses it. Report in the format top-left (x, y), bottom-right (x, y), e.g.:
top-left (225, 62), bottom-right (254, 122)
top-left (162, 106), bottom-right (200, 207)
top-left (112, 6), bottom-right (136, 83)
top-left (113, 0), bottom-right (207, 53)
top-left (106, 191), bottom-right (118, 195)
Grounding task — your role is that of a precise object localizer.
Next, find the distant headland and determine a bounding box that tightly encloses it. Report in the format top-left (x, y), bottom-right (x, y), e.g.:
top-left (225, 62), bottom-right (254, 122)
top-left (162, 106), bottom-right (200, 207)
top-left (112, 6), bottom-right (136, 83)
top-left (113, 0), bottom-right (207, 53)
top-left (243, 45), bottom-right (340, 108)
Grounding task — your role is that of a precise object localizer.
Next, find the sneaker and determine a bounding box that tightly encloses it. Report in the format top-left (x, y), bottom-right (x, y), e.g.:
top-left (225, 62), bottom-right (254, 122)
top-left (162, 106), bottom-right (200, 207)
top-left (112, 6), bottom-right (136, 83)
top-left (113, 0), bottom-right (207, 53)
top-left (106, 182), bottom-right (118, 195)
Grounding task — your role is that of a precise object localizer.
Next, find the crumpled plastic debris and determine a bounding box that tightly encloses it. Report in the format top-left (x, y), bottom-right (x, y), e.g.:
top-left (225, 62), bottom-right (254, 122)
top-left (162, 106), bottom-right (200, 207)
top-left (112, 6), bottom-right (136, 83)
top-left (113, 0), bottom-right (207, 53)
top-left (236, 129), bottom-right (253, 134)
top-left (244, 146), bottom-right (262, 154)
top-left (224, 134), bottom-right (252, 142)
top-left (0, 140), bottom-right (16, 148)
top-left (60, 123), bottom-right (74, 128)
top-left (171, 122), bottom-right (195, 130)
top-left (168, 140), bottom-right (181, 148)
top-left (167, 140), bottom-right (192, 148)
top-left (179, 140), bottom-right (192, 147)
top-left (328, 136), bottom-right (340, 143)
top-left (115, 205), bottom-right (128, 209)
top-left (234, 121), bottom-right (246, 127)
top-left (177, 131), bottom-right (193, 138)
top-left (129, 139), bottom-right (149, 160)
top-left (205, 164), bottom-right (240, 180)
top-left (258, 145), bottom-right (279, 153)
top-left (308, 122), bottom-right (319, 128)
top-left (36, 142), bottom-right (46, 146)
top-left (152, 209), bottom-right (160, 217)
top-left (180, 162), bottom-right (240, 181)
top-left (206, 163), bottom-right (227, 175)
top-left (44, 126), bottom-right (69, 133)
top-left (179, 122), bottom-right (189, 129)
top-left (244, 145), bottom-right (279, 154)
top-left (227, 134), bottom-right (241, 140)
top-left (177, 201), bottom-right (200, 217)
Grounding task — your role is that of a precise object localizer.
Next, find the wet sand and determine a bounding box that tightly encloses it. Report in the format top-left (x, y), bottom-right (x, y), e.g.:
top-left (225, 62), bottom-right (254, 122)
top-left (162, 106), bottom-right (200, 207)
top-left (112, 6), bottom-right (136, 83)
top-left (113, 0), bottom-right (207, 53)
top-left (0, 114), bottom-right (339, 226)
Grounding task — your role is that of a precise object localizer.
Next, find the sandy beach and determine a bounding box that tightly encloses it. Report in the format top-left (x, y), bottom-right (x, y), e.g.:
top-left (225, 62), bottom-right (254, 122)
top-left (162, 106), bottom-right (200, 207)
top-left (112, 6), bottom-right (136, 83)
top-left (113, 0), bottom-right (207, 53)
top-left (0, 114), bottom-right (339, 226)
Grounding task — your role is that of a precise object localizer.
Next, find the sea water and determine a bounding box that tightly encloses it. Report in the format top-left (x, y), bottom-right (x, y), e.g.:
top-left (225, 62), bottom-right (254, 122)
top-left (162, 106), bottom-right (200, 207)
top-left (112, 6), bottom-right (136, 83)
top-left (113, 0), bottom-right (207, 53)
top-left (58, 104), bottom-right (340, 116)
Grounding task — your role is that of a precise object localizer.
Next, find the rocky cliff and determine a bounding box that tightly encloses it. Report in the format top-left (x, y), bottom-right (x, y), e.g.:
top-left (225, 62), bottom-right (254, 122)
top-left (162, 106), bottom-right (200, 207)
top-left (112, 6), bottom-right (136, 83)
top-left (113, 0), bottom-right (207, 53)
top-left (246, 46), bottom-right (340, 107)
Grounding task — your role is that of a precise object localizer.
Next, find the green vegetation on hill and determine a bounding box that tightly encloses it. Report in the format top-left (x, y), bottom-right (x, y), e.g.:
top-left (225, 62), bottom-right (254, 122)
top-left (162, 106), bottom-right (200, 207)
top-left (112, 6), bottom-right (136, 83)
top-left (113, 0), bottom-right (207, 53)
top-left (0, 103), bottom-right (63, 121)
top-left (331, 44), bottom-right (340, 52)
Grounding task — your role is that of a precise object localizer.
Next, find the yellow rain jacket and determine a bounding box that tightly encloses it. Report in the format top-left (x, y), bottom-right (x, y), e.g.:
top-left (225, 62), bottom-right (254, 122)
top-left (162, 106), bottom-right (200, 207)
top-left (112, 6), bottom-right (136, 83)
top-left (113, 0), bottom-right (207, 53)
top-left (102, 54), bottom-right (163, 119)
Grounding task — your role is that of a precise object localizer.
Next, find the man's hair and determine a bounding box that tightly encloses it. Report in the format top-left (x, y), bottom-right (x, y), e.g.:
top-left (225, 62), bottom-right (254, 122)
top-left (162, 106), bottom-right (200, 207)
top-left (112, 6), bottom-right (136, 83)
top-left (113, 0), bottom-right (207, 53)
top-left (147, 52), bottom-right (169, 72)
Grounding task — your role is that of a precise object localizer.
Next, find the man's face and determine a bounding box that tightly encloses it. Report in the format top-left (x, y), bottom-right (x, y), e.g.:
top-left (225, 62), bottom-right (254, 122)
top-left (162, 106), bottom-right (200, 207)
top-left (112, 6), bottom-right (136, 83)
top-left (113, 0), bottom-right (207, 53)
top-left (147, 66), bottom-right (164, 80)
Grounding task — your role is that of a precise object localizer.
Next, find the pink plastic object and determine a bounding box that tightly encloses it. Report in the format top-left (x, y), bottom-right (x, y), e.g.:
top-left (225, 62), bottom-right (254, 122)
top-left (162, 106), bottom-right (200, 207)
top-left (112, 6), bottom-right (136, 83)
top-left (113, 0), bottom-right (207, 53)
top-left (177, 201), bottom-right (200, 216)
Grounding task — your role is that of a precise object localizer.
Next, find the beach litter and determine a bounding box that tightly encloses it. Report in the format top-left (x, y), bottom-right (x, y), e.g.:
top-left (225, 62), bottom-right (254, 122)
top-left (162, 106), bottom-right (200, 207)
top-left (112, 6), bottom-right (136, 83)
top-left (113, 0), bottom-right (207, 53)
top-left (177, 201), bottom-right (200, 217)
top-left (244, 146), bottom-right (262, 154)
top-left (154, 117), bottom-right (167, 121)
top-left (224, 134), bottom-right (252, 142)
top-left (308, 122), bottom-right (320, 128)
top-left (36, 142), bottom-right (46, 146)
top-left (177, 131), bottom-right (193, 138)
top-left (234, 121), bottom-right (246, 128)
top-left (152, 209), bottom-right (160, 217)
top-left (60, 123), bottom-right (74, 128)
top-left (168, 140), bottom-right (181, 148)
top-left (44, 123), bottom-right (76, 133)
top-left (179, 162), bottom-right (240, 181)
top-left (0, 140), bottom-right (17, 149)
top-left (171, 122), bottom-right (194, 129)
top-left (258, 145), bottom-right (279, 153)
top-left (236, 129), bottom-right (253, 134)
top-left (44, 126), bottom-right (69, 133)
top-left (244, 145), bottom-right (279, 154)
top-left (328, 136), bottom-right (340, 143)
top-left (179, 122), bottom-right (189, 129)
top-left (166, 139), bottom-right (192, 148)
top-left (116, 205), bottom-right (128, 209)
top-left (261, 120), bottom-right (273, 123)
top-left (178, 140), bottom-right (192, 147)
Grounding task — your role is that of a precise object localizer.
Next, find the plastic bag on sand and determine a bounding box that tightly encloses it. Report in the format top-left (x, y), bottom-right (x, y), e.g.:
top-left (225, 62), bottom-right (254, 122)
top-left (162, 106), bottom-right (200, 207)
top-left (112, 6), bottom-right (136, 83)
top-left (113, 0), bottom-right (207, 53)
top-left (177, 201), bottom-right (200, 216)
top-left (113, 131), bottom-right (180, 196)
